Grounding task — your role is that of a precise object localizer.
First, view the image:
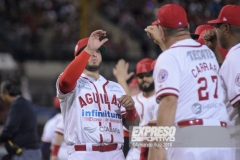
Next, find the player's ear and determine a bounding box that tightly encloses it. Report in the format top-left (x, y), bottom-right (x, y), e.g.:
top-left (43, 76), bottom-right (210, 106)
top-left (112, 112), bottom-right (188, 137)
top-left (158, 26), bottom-right (165, 42)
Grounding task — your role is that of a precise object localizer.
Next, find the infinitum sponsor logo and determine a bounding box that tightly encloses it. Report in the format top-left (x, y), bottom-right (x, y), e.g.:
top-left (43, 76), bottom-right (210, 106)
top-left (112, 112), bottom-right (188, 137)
top-left (81, 109), bottom-right (122, 119)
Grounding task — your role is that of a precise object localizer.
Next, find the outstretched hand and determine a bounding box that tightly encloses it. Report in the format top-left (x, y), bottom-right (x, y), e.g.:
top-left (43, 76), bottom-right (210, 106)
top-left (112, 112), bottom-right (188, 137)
top-left (113, 59), bottom-right (135, 82)
top-left (84, 30), bottom-right (108, 54)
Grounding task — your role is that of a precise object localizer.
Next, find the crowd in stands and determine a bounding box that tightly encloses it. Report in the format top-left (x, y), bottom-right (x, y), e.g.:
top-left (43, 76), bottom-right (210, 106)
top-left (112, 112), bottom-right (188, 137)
top-left (0, 0), bottom-right (239, 62)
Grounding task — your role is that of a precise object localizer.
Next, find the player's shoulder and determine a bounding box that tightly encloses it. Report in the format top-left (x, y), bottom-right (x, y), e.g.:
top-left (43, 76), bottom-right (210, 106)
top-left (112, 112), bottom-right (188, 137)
top-left (107, 80), bottom-right (125, 92)
top-left (228, 44), bottom-right (240, 59)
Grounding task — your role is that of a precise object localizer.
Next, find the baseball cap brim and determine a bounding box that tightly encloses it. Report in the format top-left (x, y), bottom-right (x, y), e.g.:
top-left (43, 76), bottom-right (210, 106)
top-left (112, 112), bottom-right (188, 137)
top-left (77, 45), bottom-right (106, 56)
top-left (98, 45), bottom-right (107, 54)
top-left (208, 19), bottom-right (222, 24)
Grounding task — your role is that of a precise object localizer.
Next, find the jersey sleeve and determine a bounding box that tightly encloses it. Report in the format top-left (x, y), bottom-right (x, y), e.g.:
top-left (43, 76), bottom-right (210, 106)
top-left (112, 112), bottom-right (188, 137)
top-left (56, 74), bottom-right (74, 100)
top-left (221, 52), bottom-right (240, 107)
top-left (153, 51), bottom-right (181, 102)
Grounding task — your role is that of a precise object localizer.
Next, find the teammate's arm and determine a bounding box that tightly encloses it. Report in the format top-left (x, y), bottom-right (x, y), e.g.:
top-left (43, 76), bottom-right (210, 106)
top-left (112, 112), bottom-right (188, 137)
top-left (118, 95), bottom-right (140, 130)
top-left (113, 59), bottom-right (134, 96)
top-left (50, 132), bottom-right (64, 160)
top-left (203, 29), bottom-right (223, 66)
top-left (59, 30), bottom-right (108, 94)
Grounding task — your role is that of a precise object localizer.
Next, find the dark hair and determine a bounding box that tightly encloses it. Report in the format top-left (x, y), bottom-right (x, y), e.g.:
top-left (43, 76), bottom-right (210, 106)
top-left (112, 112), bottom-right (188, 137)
top-left (1, 78), bottom-right (22, 96)
top-left (75, 46), bottom-right (86, 57)
top-left (230, 25), bottom-right (240, 34)
top-left (162, 26), bottom-right (189, 37)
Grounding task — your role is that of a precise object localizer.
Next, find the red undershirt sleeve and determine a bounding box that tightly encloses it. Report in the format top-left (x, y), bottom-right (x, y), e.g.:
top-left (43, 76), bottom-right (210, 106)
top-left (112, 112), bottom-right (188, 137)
top-left (59, 50), bottom-right (91, 94)
top-left (125, 108), bottom-right (138, 122)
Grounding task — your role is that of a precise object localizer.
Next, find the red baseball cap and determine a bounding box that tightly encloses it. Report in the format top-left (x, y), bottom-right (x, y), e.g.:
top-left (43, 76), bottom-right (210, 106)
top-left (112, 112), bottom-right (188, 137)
top-left (53, 97), bottom-right (60, 108)
top-left (128, 78), bottom-right (138, 87)
top-left (195, 30), bottom-right (229, 59)
top-left (196, 28), bottom-right (215, 44)
top-left (208, 5), bottom-right (240, 26)
top-left (153, 4), bottom-right (188, 28)
top-left (194, 25), bottom-right (215, 35)
top-left (136, 58), bottom-right (154, 75)
top-left (151, 59), bottom-right (157, 70)
top-left (74, 38), bottom-right (107, 57)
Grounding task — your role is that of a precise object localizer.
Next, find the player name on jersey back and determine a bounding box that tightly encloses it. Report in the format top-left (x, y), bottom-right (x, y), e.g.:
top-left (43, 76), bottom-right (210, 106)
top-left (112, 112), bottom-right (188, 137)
top-left (154, 39), bottom-right (229, 124)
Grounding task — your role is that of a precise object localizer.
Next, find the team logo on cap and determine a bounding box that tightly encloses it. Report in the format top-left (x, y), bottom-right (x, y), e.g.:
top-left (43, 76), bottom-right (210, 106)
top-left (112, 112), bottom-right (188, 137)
top-left (223, 17), bottom-right (227, 21)
top-left (178, 22), bottom-right (182, 26)
top-left (158, 69), bottom-right (168, 83)
top-left (235, 74), bottom-right (240, 87)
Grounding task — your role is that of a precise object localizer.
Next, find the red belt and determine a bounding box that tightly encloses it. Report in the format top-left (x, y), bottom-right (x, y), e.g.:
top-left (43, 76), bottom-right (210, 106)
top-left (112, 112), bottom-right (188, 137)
top-left (74, 144), bottom-right (119, 152)
top-left (177, 119), bottom-right (227, 127)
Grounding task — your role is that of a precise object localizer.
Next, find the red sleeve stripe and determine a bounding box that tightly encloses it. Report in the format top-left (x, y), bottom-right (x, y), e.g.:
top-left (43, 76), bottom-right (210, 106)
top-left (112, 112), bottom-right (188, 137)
top-left (156, 87), bottom-right (179, 95)
top-left (156, 93), bottom-right (179, 101)
top-left (55, 131), bottom-right (64, 135)
top-left (232, 100), bottom-right (240, 108)
top-left (230, 94), bottom-right (240, 104)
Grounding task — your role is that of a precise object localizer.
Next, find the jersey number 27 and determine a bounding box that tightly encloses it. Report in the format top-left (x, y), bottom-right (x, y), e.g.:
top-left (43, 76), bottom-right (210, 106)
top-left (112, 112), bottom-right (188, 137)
top-left (198, 76), bottom-right (218, 101)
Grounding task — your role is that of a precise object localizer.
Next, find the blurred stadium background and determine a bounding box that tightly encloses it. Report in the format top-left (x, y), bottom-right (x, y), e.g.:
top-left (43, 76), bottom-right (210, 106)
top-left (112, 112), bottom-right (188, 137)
top-left (0, 0), bottom-right (239, 157)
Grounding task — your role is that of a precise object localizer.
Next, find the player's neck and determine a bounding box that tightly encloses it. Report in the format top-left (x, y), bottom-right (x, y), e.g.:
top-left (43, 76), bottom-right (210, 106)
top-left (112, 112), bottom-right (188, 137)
top-left (227, 36), bottom-right (240, 50)
top-left (165, 34), bottom-right (191, 48)
top-left (83, 69), bottom-right (100, 80)
top-left (142, 90), bottom-right (155, 98)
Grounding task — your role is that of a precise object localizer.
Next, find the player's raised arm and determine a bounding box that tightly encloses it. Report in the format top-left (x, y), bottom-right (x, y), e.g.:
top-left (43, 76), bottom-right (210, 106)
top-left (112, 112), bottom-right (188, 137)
top-left (58, 30), bottom-right (108, 94)
top-left (203, 29), bottom-right (224, 66)
top-left (113, 59), bottom-right (134, 96)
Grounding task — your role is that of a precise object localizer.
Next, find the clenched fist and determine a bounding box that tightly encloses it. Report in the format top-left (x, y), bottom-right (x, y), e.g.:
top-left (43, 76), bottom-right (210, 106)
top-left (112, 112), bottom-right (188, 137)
top-left (117, 95), bottom-right (135, 110)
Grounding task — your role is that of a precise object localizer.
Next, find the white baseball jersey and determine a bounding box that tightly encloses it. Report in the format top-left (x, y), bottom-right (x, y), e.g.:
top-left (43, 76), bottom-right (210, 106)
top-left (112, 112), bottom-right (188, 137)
top-left (56, 73), bottom-right (126, 148)
top-left (219, 43), bottom-right (240, 126)
top-left (41, 113), bottom-right (62, 144)
top-left (153, 39), bottom-right (229, 124)
top-left (132, 92), bottom-right (156, 126)
top-left (55, 119), bottom-right (68, 160)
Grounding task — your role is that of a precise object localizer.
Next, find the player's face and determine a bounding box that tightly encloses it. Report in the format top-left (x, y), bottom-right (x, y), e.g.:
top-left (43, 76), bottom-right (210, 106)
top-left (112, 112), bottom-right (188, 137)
top-left (85, 50), bottom-right (102, 72)
top-left (216, 24), bottom-right (229, 49)
top-left (136, 73), bottom-right (154, 92)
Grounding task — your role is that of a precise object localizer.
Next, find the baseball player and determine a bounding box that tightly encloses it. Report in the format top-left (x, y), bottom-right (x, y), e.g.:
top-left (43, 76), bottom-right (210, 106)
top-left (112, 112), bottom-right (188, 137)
top-left (114, 58), bottom-right (157, 160)
top-left (146, 4), bottom-right (232, 160)
top-left (51, 118), bottom-right (68, 160)
top-left (41, 97), bottom-right (62, 160)
top-left (207, 4), bottom-right (240, 160)
top-left (56, 30), bottom-right (140, 160)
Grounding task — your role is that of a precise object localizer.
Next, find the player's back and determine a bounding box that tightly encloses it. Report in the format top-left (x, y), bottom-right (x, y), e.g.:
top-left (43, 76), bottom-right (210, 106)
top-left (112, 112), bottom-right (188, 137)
top-left (154, 39), bottom-right (229, 124)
